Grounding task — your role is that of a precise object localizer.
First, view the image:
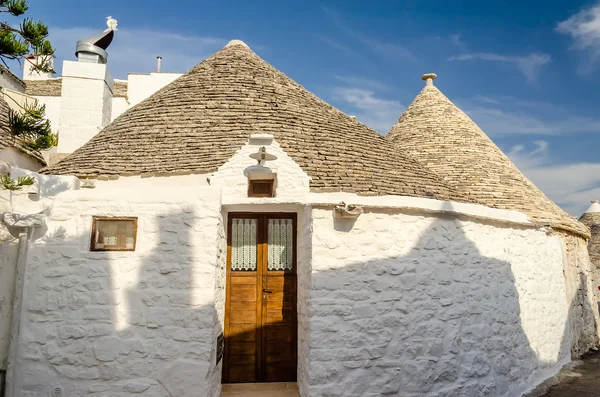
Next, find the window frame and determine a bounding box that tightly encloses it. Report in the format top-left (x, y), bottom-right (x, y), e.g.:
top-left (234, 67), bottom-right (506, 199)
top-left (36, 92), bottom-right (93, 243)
top-left (90, 216), bottom-right (138, 252)
top-left (248, 179), bottom-right (275, 198)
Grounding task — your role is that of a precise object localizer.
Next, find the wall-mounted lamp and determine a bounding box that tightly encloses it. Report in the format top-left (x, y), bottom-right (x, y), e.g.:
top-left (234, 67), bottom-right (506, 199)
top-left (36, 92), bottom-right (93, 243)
top-left (249, 146), bottom-right (277, 166)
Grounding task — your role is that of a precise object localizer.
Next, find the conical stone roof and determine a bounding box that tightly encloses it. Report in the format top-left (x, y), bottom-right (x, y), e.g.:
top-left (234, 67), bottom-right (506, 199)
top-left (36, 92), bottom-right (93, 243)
top-left (44, 41), bottom-right (450, 199)
top-left (580, 201), bottom-right (600, 264)
top-left (387, 74), bottom-right (588, 237)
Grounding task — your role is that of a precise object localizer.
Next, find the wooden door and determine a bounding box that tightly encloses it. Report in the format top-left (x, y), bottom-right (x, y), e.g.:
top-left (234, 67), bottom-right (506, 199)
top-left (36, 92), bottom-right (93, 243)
top-left (223, 213), bottom-right (297, 383)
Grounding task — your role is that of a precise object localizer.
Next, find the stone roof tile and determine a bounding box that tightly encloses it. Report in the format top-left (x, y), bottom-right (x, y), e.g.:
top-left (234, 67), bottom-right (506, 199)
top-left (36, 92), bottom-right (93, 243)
top-left (387, 77), bottom-right (588, 237)
top-left (580, 202), bottom-right (600, 264)
top-left (25, 78), bottom-right (62, 96)
top-left (43, 41), bottom-right (451, 200)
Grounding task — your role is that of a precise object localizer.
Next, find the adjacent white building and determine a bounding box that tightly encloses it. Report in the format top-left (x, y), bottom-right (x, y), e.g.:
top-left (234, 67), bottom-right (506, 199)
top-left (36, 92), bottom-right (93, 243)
top-left (0, 20), bottom-right (599, 397)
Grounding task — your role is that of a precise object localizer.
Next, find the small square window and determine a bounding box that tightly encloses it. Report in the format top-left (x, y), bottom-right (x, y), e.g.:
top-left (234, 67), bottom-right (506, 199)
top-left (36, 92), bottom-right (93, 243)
top-left (248, 179), bottom-right (274, 198)
top-left (91, 217), bottom-right (137, 251)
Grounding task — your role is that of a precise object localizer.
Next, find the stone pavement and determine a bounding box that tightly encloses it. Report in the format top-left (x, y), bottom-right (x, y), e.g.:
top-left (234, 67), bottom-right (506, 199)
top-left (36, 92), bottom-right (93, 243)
top-left (221, 382), bottom-right (300, 397)
top-left (526, 350), bottom-right (600, 397)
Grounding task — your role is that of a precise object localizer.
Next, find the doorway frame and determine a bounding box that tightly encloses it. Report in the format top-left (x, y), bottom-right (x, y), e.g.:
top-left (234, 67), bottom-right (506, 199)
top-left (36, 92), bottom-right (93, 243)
top-left (222, 212), bottom-right (298, 383)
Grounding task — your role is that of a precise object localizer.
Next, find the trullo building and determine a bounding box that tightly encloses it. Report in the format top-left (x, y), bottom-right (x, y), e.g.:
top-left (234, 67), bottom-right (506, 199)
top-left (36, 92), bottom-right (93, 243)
top-left (0, 31), bottom-right (599, 397)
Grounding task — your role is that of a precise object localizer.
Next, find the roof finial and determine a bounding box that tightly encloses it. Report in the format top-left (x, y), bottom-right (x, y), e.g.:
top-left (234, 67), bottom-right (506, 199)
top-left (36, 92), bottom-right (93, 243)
top-left (225, 39), bottom-right (250, 49)
top-left (583, 200), bottom-right (600, 214)
top-left (422, 73), bottom-right (437, 86)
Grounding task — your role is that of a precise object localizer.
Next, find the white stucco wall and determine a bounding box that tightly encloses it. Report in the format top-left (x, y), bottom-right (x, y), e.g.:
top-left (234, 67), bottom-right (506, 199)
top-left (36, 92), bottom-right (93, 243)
top-left (0, 213), bottom-right (17, 371)
top-left (561, 233), bottom-right (600, 357)
top-left (34, 95), bottom-right (62, 134)
top-left (211, 134), bottom-right (311, 205)
top-left (5, 136), bottom-right (599, 396)
top-left (11, 186), bottom-right (225, 397)
top-left (111, 97), bottom-right (129, 122)
top-left (306, 208), bottom-right (572, 397)
top-left (127, 73), bottom-right (181, 107)
top-left (0, 73), bottom-right (25, 93)
top-left (0, 147), bottom-right (43, 171)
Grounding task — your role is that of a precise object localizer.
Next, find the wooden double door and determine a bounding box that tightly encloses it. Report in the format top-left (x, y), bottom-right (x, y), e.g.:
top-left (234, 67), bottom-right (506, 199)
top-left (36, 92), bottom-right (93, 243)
top-left (223, 213), bottom-right (297, 383)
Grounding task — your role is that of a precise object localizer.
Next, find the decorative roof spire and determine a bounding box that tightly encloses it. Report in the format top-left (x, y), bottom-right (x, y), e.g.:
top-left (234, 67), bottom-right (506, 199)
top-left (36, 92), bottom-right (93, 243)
top-left (387, 72), bottom-right (589, 237)
top-left (584, 200), bottom-right (600, 214)
top-left (225, 39), bottom-right (249, 49)
top-left (422, 73), bottom-right (437, 86)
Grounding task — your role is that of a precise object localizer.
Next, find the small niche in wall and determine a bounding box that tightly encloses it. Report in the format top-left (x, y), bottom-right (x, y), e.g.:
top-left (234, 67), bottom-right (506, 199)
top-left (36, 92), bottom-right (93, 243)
top-left (248, 179), bottom-right (275, 198)
top-left (90, 217), bottom-right (138, 251)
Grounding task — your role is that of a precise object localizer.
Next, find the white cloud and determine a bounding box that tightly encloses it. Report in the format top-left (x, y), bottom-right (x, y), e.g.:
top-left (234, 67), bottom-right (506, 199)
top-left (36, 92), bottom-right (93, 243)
top-left (321, 6), bottom-right (416, 62)
top-left (48, 27), bottom-right (227, 79)
top-left (333, 75), bottom-right (391, 91)
top-left (331, 87), bottom-right (404, 133)
top-left (448, 52), bottom-right (551, 82)
top-left (472, 94), bottom-right (500, 104)
top-left (318, 36), bottom-right (355, 56)
top-left (358, 36), bottom-right (417, 62)
top-left (449, 34), bottom-right (465, 47)
top-left (459, 96), bottom-right (600, 135)
top-left (507, 141), bottom-right (600, 216)
top-left (556, 3), bottom-right (600, 73)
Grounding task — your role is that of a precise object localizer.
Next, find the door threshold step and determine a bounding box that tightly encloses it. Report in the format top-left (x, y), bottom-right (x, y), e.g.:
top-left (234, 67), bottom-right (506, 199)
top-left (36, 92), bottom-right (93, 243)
top-left (221, 382), bottom-right (299, 395)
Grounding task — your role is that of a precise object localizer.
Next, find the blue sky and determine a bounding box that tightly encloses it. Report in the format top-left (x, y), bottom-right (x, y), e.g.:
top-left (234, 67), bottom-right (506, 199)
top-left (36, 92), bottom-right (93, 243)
top-left (22, 0), bottom-right (600, 215)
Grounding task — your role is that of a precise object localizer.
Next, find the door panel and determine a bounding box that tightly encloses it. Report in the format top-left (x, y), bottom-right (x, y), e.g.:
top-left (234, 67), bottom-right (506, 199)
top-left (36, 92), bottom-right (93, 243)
top-left (224, 213), bottom-right (297, 384)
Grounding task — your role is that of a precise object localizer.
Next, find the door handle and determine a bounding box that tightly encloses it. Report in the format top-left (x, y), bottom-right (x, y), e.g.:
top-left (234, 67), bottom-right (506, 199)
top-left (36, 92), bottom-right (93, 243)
top-left (263, 288), bottom-right (273, 293)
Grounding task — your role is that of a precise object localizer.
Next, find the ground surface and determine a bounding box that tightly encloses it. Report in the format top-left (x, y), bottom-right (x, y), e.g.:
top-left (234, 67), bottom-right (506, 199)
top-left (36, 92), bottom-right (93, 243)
top-left (220, 353), bottom-right (600, 397)
top-left (221, 382), bottom-right (300, 397)
top-left (526, 350), bottom-right (600, 397)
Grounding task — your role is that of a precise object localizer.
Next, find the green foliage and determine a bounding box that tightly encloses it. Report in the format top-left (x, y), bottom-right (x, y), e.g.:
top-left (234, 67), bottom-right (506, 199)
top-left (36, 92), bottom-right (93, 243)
top-left (8, 100), bottom-right (58, 150)
top-left (0, 0), bottom-right (28, 16)
top-left (0, 173), bottom-right (34, 191)
top-left (0, 0), bottom-right (54, 73)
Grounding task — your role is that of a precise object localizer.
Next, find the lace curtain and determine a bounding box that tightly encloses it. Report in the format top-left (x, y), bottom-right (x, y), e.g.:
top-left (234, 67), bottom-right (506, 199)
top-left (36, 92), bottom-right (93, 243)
top-left (231, 218), bottom-right (257, 271)
top-left (268, 219), bottom-right (293, 271)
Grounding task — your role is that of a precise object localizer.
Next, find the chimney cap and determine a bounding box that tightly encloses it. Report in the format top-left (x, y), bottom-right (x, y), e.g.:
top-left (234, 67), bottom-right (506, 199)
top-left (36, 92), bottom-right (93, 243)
top-left (225, 39), bottom-right (249, 49)
top-left (422, 73), bottom-right (437, 86)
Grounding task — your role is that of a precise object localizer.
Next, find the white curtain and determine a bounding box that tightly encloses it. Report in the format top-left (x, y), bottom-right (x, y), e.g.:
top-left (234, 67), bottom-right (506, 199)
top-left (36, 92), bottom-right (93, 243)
top-left (268, 219), bottom-right (293, 271)
top-left (231, 218), bottom-right (258, 271)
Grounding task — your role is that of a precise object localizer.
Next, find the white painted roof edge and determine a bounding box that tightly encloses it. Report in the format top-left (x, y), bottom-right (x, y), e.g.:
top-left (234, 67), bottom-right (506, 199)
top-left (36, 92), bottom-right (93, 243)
top-left (308, 192), bottom-right (531, 225)
top-left (583, 200), bottom-right (600, 214)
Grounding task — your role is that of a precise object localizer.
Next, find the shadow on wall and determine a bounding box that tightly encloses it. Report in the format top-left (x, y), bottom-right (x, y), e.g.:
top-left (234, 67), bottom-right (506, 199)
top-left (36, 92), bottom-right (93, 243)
top-left (300, 213), bottom-right (596, 397)
top-left (10, 207), bottom-right (600, 397)
top-left (13, 210), bottom-right (224, 397)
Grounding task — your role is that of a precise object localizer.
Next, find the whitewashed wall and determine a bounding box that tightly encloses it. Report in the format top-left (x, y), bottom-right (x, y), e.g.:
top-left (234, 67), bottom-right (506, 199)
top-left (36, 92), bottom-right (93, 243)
top-left (0, 219), bottom-right (17, 372)
top-left (127, 73), bottom-right (181, 107)
top-left (561, 233), bottom-right (600, 357)
top-left (5, 135), bottom-right (599, 397)
top-left (306, 209), bottom-right (573, 397)
top-left (0, 73), bottom-right (24, 93)
top-left (111, 97), bottom-right (129, 122)
top-left (11, 187), bottom-right (225, 397)
top-left (34, 96), bottom-right (61, 134)
top-left (211, 134), bottom-right (311, 205)
top-left (0, 148), bottom-right (43, 171)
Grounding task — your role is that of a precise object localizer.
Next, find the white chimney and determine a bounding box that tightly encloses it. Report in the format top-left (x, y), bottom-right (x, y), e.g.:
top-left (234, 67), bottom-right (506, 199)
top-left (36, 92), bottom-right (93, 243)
top-left (23, 55), bottom-right (55, 81)
top-left (157, 56), bottom-right (162, 73)
top-left (55, 17), bottom-right (118, 155)
top-left (56, 61), bottom-right (114, 155)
